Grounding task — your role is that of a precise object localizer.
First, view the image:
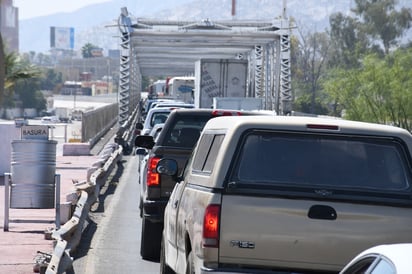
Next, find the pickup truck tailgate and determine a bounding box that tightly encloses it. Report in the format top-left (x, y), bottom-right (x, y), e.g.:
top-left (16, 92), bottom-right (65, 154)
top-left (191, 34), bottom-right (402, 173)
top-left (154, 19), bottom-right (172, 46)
top-left (219, 195), bottom-right (412, 272)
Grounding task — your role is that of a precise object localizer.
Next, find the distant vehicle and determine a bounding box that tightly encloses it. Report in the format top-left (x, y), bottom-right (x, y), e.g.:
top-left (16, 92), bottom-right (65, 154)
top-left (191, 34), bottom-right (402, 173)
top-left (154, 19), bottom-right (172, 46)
top-left (139, 107), bottom-right (174, 136)
top-left (194, 58), bottom-right (248, 108)
top-left (340, 243), bottom-right (412, 274)
top-left (141, 98), bottom-right (176, 120)
top-left (158, 116), bottom-right (412, 273)
top-left (14, 118), bottom-right (28, 127)
top-left (152, 102), bottom-right (194, 110)
top-left (41, 116), bottom-right (59, 123)
top-left (147, 79), bottom-right (166, 97)
top-left (54, 107), bottom-right (72, 123)
top-left (135, 122), bottom-right (165, 216)
top-left (166, 76), bottom-right (195, 104)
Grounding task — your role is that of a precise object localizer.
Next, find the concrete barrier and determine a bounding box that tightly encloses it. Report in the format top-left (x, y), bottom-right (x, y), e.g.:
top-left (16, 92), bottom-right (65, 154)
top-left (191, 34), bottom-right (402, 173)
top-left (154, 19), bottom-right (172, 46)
top-left (62, 143), bottom-right (91, 156)
top-left (43, 143), bottom-right (123, 273)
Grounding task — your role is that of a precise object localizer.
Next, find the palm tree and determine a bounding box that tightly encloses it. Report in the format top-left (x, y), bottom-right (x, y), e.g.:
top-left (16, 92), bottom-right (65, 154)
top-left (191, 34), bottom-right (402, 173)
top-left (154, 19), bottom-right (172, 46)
top-left (81, 42), bottom-right (97, 58)
top-left (0, 33), bottom-right (5, 105)
top-left (1, 37), bottom-right (41, 107)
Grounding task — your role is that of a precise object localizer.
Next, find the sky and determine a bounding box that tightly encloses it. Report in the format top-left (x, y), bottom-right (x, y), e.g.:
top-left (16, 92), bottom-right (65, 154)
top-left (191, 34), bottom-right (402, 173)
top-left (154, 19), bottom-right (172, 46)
top-left (14, 0), bottom-right (112, 20)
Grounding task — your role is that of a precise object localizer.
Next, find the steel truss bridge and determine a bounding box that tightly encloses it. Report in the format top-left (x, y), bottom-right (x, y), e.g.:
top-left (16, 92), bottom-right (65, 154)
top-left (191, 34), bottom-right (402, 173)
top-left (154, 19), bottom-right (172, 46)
top-left (116, 7), bottom-right (292, 125)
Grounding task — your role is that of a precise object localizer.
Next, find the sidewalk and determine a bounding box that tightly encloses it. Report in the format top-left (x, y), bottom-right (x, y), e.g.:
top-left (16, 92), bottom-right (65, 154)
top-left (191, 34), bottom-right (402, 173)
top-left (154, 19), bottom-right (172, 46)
top-left (0, 122), bottom-right (119, 274)
top-left (0, 154), bottom-right (100, 273)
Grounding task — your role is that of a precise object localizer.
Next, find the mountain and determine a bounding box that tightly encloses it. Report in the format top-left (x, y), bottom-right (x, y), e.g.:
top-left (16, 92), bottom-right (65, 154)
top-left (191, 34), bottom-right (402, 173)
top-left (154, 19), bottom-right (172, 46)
top-left (19, 0), bottom-right (412, 54)
top-left (18, 0), bottom-right (194, 53)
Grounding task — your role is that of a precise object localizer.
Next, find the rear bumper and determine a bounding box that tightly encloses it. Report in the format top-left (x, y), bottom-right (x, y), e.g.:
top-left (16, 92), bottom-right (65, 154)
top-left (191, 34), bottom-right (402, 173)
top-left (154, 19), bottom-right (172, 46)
top-left (142, 199), bottom-right (168, 223)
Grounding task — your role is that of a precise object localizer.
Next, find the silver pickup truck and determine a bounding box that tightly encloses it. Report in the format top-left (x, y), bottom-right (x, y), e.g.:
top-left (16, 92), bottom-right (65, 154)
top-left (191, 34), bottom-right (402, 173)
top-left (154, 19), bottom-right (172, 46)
top-left (158, 115), bottom-right (412, 274)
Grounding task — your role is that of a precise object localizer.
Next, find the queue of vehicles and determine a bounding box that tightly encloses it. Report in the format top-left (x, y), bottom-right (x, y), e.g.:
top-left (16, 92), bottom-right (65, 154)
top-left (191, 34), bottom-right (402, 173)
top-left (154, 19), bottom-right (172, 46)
top-left (157, 116), bottom-right (412, 273)
top-left (132, 59), bottom-right (412, 273)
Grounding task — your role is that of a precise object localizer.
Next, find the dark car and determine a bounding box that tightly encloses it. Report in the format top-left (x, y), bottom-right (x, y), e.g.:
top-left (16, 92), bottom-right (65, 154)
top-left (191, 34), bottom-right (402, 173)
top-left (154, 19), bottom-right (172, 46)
top-left (134, 108), bottom-right (273, 260)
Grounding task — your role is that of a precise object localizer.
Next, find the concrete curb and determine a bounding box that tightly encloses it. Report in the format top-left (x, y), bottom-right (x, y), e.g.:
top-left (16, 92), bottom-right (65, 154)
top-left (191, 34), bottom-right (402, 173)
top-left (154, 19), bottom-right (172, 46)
top-left (44, 144), bottom-right (123, 274)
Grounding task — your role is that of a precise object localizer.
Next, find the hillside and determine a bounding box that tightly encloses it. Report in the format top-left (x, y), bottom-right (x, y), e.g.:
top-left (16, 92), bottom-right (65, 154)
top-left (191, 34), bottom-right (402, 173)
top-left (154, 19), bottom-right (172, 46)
top-left (19, 0), bottom-right (412, 53)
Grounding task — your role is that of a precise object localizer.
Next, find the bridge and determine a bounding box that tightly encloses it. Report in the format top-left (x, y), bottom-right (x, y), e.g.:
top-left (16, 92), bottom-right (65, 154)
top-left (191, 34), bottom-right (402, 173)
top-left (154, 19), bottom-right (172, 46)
top-left (114, 7), bottom-right (292, 125)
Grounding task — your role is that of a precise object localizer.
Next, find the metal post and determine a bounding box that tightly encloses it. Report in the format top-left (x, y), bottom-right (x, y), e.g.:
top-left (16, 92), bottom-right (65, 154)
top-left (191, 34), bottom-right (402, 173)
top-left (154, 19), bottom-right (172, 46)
top-left (118, 8), bottom-right (133, 126)
top-left (4, 173), bottom-right (11, 231)
top-left (55, 174), bottom-right (61, 229)
top-left (64, 124), bottom-right (68, 143)
top-left (279, 19), bottom-right (292, 115)
top-left (265, 45), bottom-right (270, 110)
top-left (254, 45), bottom-right (264, 101)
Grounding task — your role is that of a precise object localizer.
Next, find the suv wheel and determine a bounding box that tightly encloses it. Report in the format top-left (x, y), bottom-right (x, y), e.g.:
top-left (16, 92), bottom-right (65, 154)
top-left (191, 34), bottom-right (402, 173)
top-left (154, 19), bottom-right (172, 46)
top-left (140, 216), bottom-right (162, 260)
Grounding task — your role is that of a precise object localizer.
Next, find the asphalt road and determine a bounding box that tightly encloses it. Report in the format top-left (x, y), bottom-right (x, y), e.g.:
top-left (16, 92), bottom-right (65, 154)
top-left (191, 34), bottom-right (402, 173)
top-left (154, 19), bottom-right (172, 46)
top-left (72, 154), bottom-right (160, 274)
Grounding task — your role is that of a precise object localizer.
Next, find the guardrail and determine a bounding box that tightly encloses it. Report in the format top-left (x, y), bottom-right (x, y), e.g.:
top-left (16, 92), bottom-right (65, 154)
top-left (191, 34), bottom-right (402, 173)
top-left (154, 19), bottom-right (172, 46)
top-left (34, 104), bottom-right (141, 273)
top-left (41, 143), bottom-right (123, 274)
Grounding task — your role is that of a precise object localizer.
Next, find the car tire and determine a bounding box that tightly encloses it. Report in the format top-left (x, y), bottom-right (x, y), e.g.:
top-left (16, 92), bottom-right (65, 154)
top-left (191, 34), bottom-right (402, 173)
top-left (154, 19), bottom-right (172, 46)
top-left (139, 199), bottom-right (143, 218)
top-left (186, 250), bottom-right (195, 274)
top-left (160, 235), bottom-right (174, 274)
top-left (140, 216), bottom-right (162, 260)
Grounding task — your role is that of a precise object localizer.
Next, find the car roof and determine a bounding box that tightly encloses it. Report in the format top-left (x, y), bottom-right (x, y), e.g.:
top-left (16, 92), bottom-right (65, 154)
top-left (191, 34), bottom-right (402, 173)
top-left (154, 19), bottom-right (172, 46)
top-left (154, 103), bottom-right (193, 107)
top-left (146, 106), bottom-right (176, 114)
top-left (343, 244), bottom-right (412, 273)
top-left (169, 108), bottom-right (275, 116)
top-left (202, 115), bottom-right (410, 137)
top-left (202, 115), bottom-right (412, 152)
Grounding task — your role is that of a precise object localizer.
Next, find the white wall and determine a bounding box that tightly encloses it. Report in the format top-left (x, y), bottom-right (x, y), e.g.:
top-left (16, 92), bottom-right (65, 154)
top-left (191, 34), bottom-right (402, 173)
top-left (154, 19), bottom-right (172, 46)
top-left (0, 123), bottom-right (21, 175)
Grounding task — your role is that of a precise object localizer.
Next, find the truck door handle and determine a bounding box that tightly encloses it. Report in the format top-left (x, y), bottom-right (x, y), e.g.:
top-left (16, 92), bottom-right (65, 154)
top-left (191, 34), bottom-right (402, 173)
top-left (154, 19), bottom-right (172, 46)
top-left (307, 204), bottom-right (337, 220)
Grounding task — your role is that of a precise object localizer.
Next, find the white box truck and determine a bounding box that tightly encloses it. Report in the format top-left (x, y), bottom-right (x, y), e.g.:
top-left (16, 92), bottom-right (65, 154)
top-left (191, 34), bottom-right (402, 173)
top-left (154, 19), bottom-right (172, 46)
top-left (194, 59), bottom-right (248, 108)
top-left (166, 76), bottom-right (195, 103)
top-left (212, 97), bottom-right (264, 111)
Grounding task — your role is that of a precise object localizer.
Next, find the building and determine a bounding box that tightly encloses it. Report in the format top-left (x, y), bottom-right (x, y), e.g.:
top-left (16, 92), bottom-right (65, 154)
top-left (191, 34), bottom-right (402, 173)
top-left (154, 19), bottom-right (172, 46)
top-left (0, 0), bottom-right (19, 52)
top-left (55, 56), bottom-right (119, 83)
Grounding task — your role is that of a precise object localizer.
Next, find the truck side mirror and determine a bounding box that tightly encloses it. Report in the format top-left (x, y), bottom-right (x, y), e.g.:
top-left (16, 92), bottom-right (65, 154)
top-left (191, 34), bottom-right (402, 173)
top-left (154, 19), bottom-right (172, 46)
top-left (135, 135), bottom-right (155, 149)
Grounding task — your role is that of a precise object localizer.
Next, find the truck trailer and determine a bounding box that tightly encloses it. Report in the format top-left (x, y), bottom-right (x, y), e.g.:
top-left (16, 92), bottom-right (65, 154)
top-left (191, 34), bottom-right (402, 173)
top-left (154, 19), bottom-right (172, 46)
top-left (194, 58), bottom-right (248, 108)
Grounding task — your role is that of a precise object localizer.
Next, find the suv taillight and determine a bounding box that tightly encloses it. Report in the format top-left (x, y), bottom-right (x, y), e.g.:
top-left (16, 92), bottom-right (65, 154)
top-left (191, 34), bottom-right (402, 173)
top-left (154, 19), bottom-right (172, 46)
top-left (202, 204), bottom-right (220, 248)
top-left (146, 156), bottom-right (161, 186)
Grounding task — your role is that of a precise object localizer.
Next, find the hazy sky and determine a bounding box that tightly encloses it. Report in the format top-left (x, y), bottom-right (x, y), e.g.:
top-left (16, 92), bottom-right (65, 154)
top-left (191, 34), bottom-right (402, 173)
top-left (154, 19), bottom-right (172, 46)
top-left (14, 0), bottom-right (112, 20)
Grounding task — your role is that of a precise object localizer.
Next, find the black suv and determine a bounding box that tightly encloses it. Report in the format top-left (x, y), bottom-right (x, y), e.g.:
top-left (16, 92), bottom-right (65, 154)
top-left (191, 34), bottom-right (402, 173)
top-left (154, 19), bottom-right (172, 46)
top-left (134, 108), bottom-right (272, 259)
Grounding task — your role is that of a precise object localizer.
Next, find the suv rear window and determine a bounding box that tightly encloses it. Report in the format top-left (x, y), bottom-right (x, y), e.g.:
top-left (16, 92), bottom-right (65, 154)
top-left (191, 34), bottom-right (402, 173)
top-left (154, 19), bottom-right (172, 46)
top-left (232, 130), bottom-right (412, 192)
top-left (163, 116), bottom-right (210, 148)
top-left (150, 112), bottom-right (169, 127)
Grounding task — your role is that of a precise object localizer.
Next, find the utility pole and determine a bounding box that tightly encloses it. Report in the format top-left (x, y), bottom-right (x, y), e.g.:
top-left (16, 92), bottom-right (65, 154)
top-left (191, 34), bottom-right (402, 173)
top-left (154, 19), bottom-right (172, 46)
top-left (232, 0), bottom-right (236, 17)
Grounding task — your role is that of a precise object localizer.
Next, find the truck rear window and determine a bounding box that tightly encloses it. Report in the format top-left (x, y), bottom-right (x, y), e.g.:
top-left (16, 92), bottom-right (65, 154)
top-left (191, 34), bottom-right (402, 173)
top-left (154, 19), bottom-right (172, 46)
top-left (232, 131), bottom-right (412, 192)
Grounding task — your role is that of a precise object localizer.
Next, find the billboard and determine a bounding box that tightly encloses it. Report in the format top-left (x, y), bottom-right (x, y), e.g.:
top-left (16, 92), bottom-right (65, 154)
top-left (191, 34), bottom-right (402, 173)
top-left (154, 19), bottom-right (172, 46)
top-left (50, 27), bottom-right (74, 49)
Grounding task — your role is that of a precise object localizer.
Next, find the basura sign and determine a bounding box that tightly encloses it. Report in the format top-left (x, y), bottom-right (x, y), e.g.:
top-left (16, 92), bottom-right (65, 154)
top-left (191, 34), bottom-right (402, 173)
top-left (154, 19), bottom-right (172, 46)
top-left (21, 125), bottom-right (49, 140)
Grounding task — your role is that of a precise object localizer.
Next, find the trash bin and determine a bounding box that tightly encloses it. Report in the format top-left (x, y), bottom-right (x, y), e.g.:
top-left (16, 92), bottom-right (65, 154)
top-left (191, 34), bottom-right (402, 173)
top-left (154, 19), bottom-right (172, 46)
top-left (10, 139), bottom-right (57, 209)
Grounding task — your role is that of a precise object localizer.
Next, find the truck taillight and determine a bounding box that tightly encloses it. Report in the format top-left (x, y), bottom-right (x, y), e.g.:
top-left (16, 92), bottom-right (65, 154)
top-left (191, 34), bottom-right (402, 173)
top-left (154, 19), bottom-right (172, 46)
top-left (212, 110), bottom-right (242, 116)
top-left (306, 124), bottom-right (339, 130)
top-left (146, 156), bottom-right (161, 186)
top-left (202, 204), bottom-right (220, 248)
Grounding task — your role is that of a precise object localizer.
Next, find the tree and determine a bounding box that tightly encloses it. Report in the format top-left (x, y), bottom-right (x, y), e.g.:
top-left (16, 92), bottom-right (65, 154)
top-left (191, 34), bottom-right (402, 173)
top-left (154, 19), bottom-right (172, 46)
top-left (40, 69), bottom-right (63, 92)
top-left (291, 28), bottom-right (331, 115)
top-left (1, 47), bottom-right (42, 108)
top-left (324, 48), bottom-right (412, 131)
top-left (81, 42), bottom-right (99, 58)
top-left (328, 12), bottom-right (370, 69)
top-left (0, 33), bottom-right (5, 105)
top-left (352, 0), bottom-right (412, 54)
top-left (14, 78), bottom-right (46, 112)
